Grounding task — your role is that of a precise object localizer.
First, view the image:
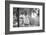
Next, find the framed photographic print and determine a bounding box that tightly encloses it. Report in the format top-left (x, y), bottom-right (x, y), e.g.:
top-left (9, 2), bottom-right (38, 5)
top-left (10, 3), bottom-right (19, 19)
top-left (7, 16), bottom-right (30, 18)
top-left (5, 1), bottom-right (45, 34)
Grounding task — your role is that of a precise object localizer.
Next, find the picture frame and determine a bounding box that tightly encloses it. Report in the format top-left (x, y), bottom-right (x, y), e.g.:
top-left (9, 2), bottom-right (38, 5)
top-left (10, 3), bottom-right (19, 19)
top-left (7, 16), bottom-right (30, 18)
top-left (5, 1), bottom-right (45, 34)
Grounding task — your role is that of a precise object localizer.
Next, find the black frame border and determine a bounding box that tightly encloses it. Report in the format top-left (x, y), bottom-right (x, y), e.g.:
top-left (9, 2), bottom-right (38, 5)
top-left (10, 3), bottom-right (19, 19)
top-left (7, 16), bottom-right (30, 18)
top-left (5, 1), bottom-right (45, 34)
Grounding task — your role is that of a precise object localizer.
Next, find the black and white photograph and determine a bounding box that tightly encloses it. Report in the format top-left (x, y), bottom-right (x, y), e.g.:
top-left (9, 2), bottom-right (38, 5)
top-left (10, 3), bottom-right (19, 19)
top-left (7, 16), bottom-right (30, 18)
top-left (13, 8), bottom-right (40, 27)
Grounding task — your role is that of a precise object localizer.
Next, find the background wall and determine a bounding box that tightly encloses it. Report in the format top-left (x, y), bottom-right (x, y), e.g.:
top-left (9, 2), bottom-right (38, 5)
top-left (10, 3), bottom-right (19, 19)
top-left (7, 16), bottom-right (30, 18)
top-left (0, 0), bottom-right (46, 35)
